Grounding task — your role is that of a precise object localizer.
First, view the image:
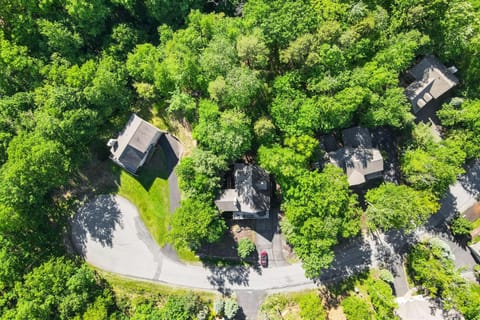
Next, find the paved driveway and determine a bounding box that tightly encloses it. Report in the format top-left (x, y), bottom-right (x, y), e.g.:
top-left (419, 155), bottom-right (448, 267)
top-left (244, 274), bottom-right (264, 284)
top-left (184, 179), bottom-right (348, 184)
top-left (71, 195), bottom-right (163, 279)
top-left (71, 194), bottom-right (314, 292)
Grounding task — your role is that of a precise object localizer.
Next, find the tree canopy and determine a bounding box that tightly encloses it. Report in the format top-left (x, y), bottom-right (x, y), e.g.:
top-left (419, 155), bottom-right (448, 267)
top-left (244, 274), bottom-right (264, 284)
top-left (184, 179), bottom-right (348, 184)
top-left (1, 0), bottom-right (480, 315)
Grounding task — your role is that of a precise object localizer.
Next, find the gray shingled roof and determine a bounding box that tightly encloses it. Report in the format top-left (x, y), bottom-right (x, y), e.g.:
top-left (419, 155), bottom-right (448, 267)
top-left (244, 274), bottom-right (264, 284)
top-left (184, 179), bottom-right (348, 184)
top-left (342, 127), bottom-right (372, 148)
top-left (329, 127), bottom-right (384, 186)
top-left (405, 55), bottom-right (459, 113)
top-left (330, 147), bottom-right (384, 186)
top-left (109, 114), bottom-right (163, 173)
top-left (214, 189), bottom-right (238, 212)
top-left (215, 164), bottom-right (271, 215)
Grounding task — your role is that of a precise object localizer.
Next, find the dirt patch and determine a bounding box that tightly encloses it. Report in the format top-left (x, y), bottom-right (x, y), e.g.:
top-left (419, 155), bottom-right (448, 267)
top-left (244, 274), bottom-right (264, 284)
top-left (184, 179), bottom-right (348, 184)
top-left (55, 159), bottom-right (120, 204)
top-left (232, 223), bottom-right (255, 243)
top-left (463, 202), bottom-right (480, 222)
top-left (197, 220), bottom-right (259, 263)
top-left (328, 306), bottom-right (347, 320)
top-left (281, 304), bottom-right (301, 319)
top-left (471, 227), bottom-right (480, 239)
top-left (147, 108), bottom-right (196, 157)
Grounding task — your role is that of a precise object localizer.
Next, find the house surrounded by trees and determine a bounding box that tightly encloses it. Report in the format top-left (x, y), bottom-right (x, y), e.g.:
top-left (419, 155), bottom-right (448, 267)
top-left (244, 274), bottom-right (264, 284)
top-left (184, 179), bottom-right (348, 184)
top-left (215, 164), bottom-right (271, 219)
top-left (405, 55), bottom-right (459, 114)
top-left (107, 114), bottom-right (164, 174)
top-left (328, 127), bottom-right (384, 187)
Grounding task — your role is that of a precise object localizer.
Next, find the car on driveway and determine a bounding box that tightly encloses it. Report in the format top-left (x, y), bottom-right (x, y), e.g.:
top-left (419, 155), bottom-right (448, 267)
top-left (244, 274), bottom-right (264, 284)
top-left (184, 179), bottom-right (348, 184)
top-left (260, 250), bottom-right (268, 267)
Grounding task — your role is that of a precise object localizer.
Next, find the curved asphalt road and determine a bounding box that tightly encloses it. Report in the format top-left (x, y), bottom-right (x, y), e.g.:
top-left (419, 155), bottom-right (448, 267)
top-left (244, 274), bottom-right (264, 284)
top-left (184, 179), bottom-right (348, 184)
top-left (71, 135), bottom-right (480, 316)
top-left (71, 194), bottom-right (315, 291)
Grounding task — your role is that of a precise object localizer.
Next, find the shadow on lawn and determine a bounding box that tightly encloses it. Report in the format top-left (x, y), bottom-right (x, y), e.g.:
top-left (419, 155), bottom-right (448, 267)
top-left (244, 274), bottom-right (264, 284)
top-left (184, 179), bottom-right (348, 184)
top-left (136, 136), bottom-right (177, 191)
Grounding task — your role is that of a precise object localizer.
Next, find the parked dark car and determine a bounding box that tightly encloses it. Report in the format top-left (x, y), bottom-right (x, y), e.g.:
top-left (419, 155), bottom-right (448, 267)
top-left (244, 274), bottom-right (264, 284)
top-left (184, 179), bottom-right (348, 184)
top-left (260, 250), bottom-right (268, 268)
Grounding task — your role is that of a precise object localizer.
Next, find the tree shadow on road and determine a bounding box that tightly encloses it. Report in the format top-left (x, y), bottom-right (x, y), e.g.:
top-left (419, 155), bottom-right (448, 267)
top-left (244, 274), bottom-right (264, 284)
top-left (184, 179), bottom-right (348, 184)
top-left (459, 159), bottom-right (480, 197)
top-left (205, 264), bottom-right (252, 295)
top-left (71, 194), bottom-right (123, 255)
top-left (317, 235), bottom-right (372, 285)
top-left (425, 190), bottom-right (458, 232)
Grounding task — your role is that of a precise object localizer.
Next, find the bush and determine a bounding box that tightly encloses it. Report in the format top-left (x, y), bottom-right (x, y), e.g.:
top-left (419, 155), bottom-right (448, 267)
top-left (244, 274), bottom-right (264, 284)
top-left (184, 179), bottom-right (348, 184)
top-left (379, 269), bottom-right (394, 284)
top-left (259, 294), bottom-right (290, 319)
top-left (224, 298), bottom-right (239, 319)
top-left (297, 293), bottom-right (326, 320)
top-left (237, 238), bottom-right (256, 259)
top-left (365, 278), bottom-right (397, 320)
top-left (428, 237), bottom-right (455, 261)
top-left (196, 305), bottom-right (209, 320)
top-left (450, 216), bottom-right (473, 237)
top-left (213, 298), bottom-right (224, 315)
top-left (159, 293), bottom-right (202, 320)
top-left (341, 295), bottom-right (372, 320)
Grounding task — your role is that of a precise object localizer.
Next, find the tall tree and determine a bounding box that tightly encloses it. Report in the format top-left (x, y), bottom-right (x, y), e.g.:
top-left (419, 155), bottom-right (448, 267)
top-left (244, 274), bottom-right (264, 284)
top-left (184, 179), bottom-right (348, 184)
top-left (365, 183), bottom-right (439, 232)
top-left (168, 199), bottom-right (226, 250)
top-left (282, 165), bottom-right (361, 278)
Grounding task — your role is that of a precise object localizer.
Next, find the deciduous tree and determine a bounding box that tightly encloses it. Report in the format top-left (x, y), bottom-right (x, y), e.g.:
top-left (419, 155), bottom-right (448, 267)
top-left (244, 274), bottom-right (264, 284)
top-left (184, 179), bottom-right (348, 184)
top-left (168, 199), bottom-right (226, 250)
top-left (365, 183), bottom-right (439, 232)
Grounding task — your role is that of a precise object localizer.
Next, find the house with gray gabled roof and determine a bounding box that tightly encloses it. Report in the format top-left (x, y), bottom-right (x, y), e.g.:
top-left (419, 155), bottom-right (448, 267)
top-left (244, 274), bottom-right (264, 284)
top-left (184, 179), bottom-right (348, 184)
top-left (107, 114), bottom-right (164, 174)
top-left (405, 55), bottom-right (459, 114)
top-left (328, 127), bottom-right (384, 186)
top-left (215, 164), bottom-right (271, 220)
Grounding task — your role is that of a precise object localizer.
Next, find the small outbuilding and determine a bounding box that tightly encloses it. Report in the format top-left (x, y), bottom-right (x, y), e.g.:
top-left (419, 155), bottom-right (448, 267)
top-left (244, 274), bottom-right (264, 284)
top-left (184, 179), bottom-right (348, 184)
top-left (328, 127), bottom-right (384, 187)
top-left (405, 55), bottom-right (459, 114)
top-left (215, 164), bottom-right (271, 220)
top-left (107, 114), bottom-right (164, 174)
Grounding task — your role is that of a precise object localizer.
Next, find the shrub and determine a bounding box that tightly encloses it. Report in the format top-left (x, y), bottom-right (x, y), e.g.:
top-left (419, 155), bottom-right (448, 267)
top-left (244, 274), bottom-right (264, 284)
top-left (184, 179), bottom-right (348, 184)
top-left (341, 295), bottom-right (372, 320)
top-left (297, 293), bottom-right (326, 320)
top-left (450, 216), bottom-right (473, 237)
top-left (378, 269), bottom-right (394, 284)
top-left (213, 297), bottom-right (224, 315)
top-left (259, 294), bottom-right (290, 319)
top-left (428, 237), bottom-right (454, 261)
top-left (224, 298), bottom-right (239, 319)
top-left (365, 278), bottom-right (397, 320)
top-left (197, 305), bottom-right (209, 320)
top-left (237, 238), bottom-right (256, 259)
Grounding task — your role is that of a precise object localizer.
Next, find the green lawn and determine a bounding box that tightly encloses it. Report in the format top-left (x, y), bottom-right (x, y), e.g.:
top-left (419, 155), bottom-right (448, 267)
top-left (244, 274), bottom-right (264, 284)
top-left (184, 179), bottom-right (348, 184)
top-left (98, 269), bottom-right (216, 300)
top-left (472, 218), bottom-right (480, 229)
top-left (471, 219), bottom-right (480, 244)
top-left (113, 147), bottom-right (170, 246)
top-left (107, 144), bottom-right (200, 262)
top-left (260, 290), bottom-right (325, 320)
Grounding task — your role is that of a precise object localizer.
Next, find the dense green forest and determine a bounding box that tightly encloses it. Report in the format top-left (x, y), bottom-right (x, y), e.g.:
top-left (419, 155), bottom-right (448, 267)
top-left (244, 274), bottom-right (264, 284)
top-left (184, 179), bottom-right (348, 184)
top-left (1, 0), bottom-right (480, 318)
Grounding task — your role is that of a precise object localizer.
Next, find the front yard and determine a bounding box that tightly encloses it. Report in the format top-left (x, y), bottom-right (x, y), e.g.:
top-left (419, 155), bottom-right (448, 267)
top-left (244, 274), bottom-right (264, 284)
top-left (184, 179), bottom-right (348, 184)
top-left (112, 146), bottom-right (170, 246)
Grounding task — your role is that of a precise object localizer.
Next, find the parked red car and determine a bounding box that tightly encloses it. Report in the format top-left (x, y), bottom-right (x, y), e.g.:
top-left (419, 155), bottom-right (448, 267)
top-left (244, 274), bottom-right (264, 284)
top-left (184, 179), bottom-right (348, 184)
top-left (260, 250), bottom-right (268, 268)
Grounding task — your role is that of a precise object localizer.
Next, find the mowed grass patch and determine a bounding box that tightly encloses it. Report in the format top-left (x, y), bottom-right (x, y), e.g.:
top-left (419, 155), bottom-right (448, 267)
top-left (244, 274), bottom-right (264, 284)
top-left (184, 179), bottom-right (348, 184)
top-left (113, 146), bottom-right (170, 246)
top-left (260, 290), bottom-right (327, 320)
top-left (97, 269), bottom-right (216, 302)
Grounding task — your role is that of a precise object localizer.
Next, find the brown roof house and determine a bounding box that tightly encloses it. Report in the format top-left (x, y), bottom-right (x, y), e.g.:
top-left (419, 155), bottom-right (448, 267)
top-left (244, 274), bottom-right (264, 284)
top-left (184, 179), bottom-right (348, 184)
top-left (215, 164), bottom-right (271, 220)
top-left (107, 114), bottom-right (164, 174)
top-left (405, 55), bottom-right (459, 114)
top-left (329, 127), bottom-right (384, 187)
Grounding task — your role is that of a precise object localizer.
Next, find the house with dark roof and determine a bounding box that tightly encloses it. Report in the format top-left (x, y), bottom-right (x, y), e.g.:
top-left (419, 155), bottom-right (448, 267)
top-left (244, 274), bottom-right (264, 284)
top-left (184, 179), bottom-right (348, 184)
top-left (405, 55), bottom-right (459, 114)
top-left (328, 127), bottom-right (384, 186)
top-left (107, 114), bottom-right (164, 174)
top-left (215, 164), bottom-right (271, 220)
